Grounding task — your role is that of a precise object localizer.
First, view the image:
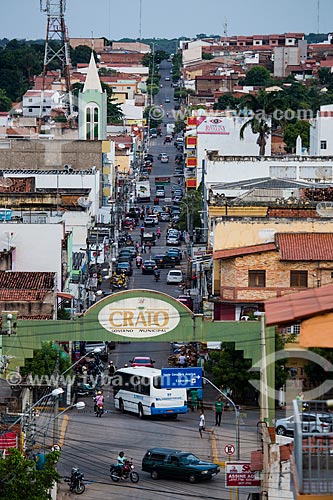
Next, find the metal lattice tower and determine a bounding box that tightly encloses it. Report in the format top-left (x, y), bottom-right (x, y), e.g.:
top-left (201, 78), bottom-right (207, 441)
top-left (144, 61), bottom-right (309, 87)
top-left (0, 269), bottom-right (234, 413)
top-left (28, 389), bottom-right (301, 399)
top-left (40, 0), bottom-right (73, 116)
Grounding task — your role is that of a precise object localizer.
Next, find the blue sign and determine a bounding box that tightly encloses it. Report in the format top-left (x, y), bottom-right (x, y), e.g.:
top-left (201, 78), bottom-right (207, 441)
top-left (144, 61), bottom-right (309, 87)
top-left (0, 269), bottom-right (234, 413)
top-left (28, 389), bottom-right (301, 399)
top-left (161, 367), bottom-right (202, 389)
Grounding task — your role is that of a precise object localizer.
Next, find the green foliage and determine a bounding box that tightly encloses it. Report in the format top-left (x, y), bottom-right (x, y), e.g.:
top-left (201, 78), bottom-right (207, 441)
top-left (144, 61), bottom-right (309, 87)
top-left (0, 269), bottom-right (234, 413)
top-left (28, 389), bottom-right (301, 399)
top-left (202, 53), bottom-right (214, 60)
top-left (213, 93), bottom-right (239, 110)
top-left (0, 88), bottom-right (12, 111)
top-left (98, 67), bottom-right (117, 76)
top-left (283, 120), bottom-right (310, 153)
top-left (304, 348), bottom-right (333, 387)
top-left (0, 448), bottom-right (60, 500)
top-left (275, 334), bottom-right (289, 390)
top-left (20, 342), bottom-right (70, 377)
top-left (204, 344), bottom-right (258, 400)
top-left (71, 45), bottom-right (96, 66)
top-left (243, 66), bottom-right (273, 87)
top-left (178, 190), bottom-right (203, 231)
top-left (0, 40), bottom-right (43, 101)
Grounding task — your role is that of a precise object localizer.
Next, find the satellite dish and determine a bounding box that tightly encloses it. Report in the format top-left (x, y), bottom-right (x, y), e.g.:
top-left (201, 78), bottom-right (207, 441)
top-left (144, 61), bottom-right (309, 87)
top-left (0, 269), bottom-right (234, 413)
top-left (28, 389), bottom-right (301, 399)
top-left (118, 143), bottom-right (126, 149)
top-left (77, 197), bottom-right (92, 208)
top-left (316, 202), bottom-right (333, 217)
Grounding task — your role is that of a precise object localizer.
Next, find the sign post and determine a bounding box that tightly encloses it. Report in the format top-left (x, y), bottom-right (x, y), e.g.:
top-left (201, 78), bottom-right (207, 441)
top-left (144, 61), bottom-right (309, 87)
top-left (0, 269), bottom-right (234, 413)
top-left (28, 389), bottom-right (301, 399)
top-left (161, 367), bottom-right (202, 389)
top-left (225, 462), bottom-right (261, 488)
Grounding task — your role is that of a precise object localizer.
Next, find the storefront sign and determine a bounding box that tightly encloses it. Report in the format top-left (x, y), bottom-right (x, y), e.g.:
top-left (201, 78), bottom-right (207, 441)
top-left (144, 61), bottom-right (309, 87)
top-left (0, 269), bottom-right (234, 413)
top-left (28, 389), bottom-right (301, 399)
top-left (197, 117), bottom-right (230, 135)
top-left (225, 462), bottom-right (261, 488)
top-left (98, 296), bottom-right (180, 338)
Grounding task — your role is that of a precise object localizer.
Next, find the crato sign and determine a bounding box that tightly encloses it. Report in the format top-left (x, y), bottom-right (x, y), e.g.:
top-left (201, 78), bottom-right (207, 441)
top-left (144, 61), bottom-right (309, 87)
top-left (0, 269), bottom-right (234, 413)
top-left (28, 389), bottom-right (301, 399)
top-left (98, 296), bottom-right (180, 338)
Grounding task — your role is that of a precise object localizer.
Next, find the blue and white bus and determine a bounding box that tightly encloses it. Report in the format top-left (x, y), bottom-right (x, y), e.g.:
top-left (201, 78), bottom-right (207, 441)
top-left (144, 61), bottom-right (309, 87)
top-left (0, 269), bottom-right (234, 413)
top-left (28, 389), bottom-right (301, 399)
top-left (112, 367), bottom-right (188, 419)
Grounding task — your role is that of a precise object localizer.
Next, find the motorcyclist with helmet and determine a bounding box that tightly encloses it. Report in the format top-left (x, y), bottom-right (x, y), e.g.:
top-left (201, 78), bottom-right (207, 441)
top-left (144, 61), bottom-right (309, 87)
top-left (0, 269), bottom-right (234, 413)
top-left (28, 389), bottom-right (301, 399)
top-left (94, 390), bottom-right (104, 417)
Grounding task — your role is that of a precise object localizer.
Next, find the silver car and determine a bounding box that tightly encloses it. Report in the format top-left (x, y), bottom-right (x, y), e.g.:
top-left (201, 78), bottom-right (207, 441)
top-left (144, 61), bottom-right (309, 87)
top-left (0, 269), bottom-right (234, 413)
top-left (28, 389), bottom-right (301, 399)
top-left (275, 412), bottom-right (332, 436)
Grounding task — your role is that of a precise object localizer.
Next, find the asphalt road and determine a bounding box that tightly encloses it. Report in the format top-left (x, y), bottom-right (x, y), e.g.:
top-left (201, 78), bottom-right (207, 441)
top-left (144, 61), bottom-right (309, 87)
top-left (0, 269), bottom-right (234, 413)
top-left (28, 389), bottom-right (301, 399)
top-left (56, 62), bottom-right (259, 499)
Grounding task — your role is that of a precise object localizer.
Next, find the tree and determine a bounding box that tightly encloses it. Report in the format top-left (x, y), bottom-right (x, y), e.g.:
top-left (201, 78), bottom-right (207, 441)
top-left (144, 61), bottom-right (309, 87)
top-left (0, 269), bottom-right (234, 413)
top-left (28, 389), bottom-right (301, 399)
top-left (202, 53), bottom-right (214, 60)
top-left (304, 348), bottom-right (333, 388)
top-left (283, 119), bottom-right (310, 153)
top-left (71, 45), bottom-right (96, 66)
top-left (204, 343), bottom-right (258, 401)
top-left (243, 66), bottom-right (273, 87)
top-left (0, 88), bottom-right (11, 111)
top-left (178, 190), bottom-right (203, 232)
top-left (20, 341), bottom-right (70, 377)
top-left (213, 93), bottom-right (239, 110)
top-left (239, 91), bottom-right (283, 155)
top-left (0, 448), bottom-right (60, 500)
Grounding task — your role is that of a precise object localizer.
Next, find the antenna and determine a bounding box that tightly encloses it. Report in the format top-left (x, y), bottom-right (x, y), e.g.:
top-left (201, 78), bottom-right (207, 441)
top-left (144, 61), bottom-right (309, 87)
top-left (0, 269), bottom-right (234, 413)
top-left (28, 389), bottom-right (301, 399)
top-left (223, 17), bottom-right (228, 45)
top-left (40, 0), bottom-right (73, 118)
top-left (317, 0), bottom-right (320, 35)
top-left (139, 0), bottom-right (142, 42)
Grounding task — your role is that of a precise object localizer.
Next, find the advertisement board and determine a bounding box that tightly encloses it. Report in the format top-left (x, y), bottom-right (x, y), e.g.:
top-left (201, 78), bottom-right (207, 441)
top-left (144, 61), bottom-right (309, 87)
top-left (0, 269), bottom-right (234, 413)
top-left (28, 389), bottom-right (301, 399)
top-left (225, 462), bottom-right (261, 488)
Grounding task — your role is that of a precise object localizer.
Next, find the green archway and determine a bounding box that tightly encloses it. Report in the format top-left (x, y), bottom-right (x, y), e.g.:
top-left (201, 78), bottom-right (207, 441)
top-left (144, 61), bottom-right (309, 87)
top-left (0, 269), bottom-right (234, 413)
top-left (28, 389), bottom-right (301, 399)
top-left (2, 289), bottom-right (275, 421)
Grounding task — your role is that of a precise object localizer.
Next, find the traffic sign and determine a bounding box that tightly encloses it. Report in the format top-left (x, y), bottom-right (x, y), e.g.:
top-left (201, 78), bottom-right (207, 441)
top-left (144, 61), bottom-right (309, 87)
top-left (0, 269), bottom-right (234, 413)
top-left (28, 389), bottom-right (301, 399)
top-left (224, 444), bottom-right (235, 456)
top-left (161, 367), bottom-right (202, 389)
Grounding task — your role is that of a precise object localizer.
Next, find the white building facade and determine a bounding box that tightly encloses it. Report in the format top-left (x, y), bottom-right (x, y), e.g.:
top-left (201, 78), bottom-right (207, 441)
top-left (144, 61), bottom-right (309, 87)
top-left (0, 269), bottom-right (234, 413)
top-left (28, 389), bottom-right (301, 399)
top-left (310, 104), bottom-right (333, 156)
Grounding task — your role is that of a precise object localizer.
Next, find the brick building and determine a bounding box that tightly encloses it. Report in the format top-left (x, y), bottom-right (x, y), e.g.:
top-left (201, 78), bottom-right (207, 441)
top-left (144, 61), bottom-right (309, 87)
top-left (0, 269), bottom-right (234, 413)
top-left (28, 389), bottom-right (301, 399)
top-left (213, 232), bottom-right (333, 320)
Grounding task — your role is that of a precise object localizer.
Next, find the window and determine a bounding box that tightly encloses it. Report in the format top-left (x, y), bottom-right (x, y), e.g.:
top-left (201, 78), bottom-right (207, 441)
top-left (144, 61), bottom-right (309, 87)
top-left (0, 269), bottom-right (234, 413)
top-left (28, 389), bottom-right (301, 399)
top-left (29, 98), bottom-right (33, 102)
top-left (290, 270), bottom-right (308, 287)
top-left (321, 140), bottom-right (327, 150)
top-left (248, 270), bottom-right (266, 287)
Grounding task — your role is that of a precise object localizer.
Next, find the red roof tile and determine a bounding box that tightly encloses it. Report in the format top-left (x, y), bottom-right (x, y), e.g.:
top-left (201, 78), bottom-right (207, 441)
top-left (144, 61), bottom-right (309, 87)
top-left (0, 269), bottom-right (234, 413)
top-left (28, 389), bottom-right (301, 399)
top-left (265, 284), bottom-right (333, 326)
top-left (276, 233), bottom-right (333, 261)
top-left (214, 242), bottom-right (276, 260)
top-left (0, 272), bottom-right (55, 301)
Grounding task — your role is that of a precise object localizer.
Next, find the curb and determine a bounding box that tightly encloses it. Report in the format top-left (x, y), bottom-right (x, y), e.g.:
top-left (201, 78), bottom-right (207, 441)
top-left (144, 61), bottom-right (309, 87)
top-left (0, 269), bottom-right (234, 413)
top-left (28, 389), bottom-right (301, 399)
top-left (209, 428), bottom-right (226, 468)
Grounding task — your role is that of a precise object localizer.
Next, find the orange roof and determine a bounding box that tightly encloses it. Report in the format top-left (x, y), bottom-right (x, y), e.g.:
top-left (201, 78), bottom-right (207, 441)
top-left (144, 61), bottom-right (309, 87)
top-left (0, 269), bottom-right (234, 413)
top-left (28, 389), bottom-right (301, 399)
top-left (213, 242), bottom-right (276, 260)
top-left (277, 233), bottom-right (333, 261)
top-left (265, 284), bottom-right (333, 326)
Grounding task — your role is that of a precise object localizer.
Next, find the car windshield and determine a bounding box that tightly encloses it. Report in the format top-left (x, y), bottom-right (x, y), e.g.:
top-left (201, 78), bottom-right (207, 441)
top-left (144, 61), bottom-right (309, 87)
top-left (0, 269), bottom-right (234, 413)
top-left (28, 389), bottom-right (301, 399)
top-left (179, 453), bottom-right (200, 465)
top-left (133, 358), bottom-right (150, 364)
top-left (144, 261), bottom-right (155, 265)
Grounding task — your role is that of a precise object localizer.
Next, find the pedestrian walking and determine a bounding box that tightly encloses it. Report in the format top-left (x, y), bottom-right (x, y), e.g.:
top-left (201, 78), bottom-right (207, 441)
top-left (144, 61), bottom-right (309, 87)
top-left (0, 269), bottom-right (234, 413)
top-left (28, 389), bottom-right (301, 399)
top-left (192, 273), bottom-right (198, 288)
top-left (214, 396), bottom-right (224, 426)
top-left (142, 243), bottom-right (146, 254)
top-left (198, 410), bottom-right (205, 438)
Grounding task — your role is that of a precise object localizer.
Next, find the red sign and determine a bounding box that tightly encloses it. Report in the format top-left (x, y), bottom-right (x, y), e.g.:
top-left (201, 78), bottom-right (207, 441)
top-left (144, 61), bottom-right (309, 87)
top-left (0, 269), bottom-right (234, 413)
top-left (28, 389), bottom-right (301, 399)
top-left (186, 136), bottom-right (197, 148)
top-left (225, 462), bottom-right (261, 488)
top-left (187, 117), bottom-right (197, 126)
top-left (186, 179), bottom-right (197, 188)
top-left (186, 157), bottom-right (197, 167)
top-left (0, 432), bottom-right (18, 455)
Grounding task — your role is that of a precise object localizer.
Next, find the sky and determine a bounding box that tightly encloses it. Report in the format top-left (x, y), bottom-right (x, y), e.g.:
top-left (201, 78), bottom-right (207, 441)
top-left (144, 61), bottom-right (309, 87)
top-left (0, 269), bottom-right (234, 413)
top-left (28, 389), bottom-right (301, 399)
top-left (2, 0), bottom-right (333, 41)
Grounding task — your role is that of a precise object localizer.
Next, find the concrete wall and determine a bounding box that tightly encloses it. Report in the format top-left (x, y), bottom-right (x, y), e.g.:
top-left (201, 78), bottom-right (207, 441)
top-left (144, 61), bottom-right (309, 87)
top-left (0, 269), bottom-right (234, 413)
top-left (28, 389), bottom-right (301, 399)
top-left (0, 139), bottom-right (102, 170)
top-left (0, 224), bottom-right (64, 290)
top-left (310, 105), bottom-right (333, 156)
top-left (214, 219), bottom-right (333, 251)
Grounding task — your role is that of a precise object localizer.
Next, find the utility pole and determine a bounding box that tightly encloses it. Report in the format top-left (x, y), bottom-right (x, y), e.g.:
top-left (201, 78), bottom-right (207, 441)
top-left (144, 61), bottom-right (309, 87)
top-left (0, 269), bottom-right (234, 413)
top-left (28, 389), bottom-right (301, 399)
top-left (53, 353), bottom-right (60, 445)
top-left (201, 158), bottom-right (208, 243)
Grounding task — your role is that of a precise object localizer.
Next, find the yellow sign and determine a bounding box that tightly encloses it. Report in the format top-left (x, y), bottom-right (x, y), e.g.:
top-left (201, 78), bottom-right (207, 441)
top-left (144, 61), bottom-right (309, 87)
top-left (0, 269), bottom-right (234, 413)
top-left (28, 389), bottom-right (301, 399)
top-left (98, 297), bottom-right (180, 338)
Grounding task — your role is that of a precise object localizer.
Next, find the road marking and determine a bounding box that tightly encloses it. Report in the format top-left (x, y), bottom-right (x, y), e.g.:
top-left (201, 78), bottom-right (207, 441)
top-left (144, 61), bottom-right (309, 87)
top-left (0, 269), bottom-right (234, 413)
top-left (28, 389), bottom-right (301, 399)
top-left (59, 414), bottom-right (69, 448)
top-left (210, 428), bottom-right (226, 468)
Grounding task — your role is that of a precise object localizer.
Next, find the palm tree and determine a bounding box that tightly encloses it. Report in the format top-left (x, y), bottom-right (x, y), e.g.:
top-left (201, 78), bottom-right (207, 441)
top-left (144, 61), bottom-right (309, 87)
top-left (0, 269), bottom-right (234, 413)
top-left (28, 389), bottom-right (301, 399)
top-left (239, 91), bottom-right (283, 156)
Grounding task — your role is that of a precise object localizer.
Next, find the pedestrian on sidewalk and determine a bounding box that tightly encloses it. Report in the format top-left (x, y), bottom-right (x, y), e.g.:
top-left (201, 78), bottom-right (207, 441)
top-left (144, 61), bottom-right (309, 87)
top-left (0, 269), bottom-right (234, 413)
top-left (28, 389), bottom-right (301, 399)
top-left (198, 410), bottom-right (205, 438)
top-left (214, 396), bottom-right (224, 426)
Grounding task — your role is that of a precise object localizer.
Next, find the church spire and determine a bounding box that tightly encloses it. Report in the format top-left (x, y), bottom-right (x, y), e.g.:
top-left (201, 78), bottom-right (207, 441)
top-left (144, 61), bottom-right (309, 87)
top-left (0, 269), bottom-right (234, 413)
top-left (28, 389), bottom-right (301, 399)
top-left (83, 52), bottom-right (102, 93)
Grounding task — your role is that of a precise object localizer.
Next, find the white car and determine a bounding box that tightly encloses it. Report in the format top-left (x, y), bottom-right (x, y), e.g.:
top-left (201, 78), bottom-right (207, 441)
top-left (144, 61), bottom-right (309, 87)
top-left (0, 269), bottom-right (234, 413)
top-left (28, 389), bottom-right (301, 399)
top-left (166, 270), bottom-right (183, 284)
top-left (275, 412), bottom-right (332, 436)
top-left (160, 154), bottom-right (169, 163)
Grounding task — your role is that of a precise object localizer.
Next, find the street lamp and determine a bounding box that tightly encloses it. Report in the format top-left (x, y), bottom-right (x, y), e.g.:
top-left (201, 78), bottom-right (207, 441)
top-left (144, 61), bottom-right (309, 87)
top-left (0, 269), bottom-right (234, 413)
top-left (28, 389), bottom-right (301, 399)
top-left (202, 376), bottom-right (240, 460)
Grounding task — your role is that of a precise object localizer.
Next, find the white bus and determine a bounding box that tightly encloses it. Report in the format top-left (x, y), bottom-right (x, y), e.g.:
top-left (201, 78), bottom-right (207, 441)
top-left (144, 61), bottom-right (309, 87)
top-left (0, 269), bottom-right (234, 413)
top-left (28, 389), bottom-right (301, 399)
top-left (112, 367), bottom-right (188, 419)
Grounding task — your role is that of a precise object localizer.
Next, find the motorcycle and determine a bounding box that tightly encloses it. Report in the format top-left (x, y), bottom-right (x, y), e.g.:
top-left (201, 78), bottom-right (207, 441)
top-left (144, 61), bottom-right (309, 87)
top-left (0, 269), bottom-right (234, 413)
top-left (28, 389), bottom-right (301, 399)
top-left (64, 467), bottom-right (85, 494)
top-left (110, 460), bottom-right (139, 483)
top-left (95, 403), bottom-right (104, 417)
top-left (154, 271), bottom-right (160, 282)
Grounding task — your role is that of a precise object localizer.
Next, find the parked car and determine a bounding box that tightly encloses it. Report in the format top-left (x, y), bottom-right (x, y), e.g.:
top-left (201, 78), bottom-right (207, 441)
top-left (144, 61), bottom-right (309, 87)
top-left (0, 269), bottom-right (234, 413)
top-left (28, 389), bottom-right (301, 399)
top-left (167, 269), bottom-right (183, 284)
top-left (116, 262), bottom-right (133, 276)
top-left (275, 412), bottom-right (332, 436)
top-left (130, 356), bottom-right (155, 368)
top-left (142, 448), bottom-right (220, 483)
top-left (144, 154), bottom-right (154, 163)
top-left (172, 196), bottom-right (182, 205)
top-left (165, 98), bottom-right (171, 103)
top-left (175, 153), bottom-right (183, 165)
top-left (173, 168), bottom-right (184, 177)
top-left (142, 259), bottom-right (157, 274)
